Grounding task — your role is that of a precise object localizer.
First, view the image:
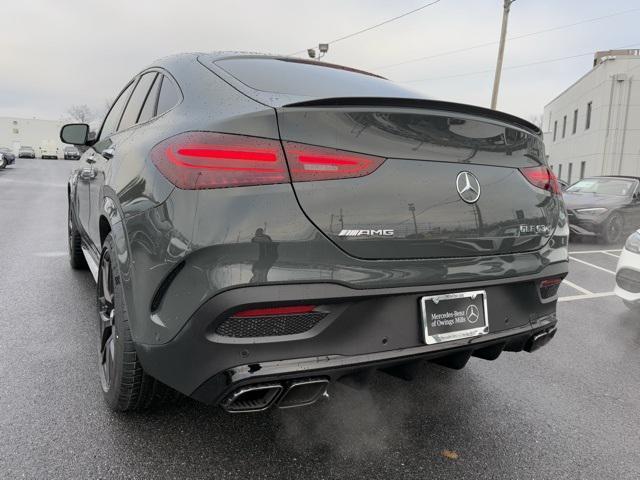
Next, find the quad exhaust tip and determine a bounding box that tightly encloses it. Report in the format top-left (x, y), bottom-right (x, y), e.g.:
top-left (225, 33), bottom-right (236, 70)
top-left (525, 327), bottom-right (557, 353)
top-left (222, 383), bottom-right (283, 413)
top-left (222, 378), bottom-right (329, 413)
top-left (278, 378), bottom-right (329, 409)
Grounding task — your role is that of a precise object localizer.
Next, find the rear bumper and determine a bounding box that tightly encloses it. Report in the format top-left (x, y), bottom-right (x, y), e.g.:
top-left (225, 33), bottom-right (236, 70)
top-left (135, 269), bottom-right (565, 405)
top-left (191, 320), bottom-right (557, 407)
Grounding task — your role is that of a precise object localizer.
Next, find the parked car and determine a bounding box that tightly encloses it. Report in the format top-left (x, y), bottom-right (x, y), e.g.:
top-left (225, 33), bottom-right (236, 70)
top-left (0, 147), bottom-right (15, 169)
top-left (615, 229), bottom-right (640, 311)
top-left (557, 178), bottom-right (569, 191)
top-left (564, 176), bottom-right (640, 243)
top-left (40, 142), bottom-right (60, 159)
top-left (62, 52), bottom-right (568, 413)
top-left (63, 146), bottom-right (80, 160)
top-left (18, 146), bottom-right (35, 158)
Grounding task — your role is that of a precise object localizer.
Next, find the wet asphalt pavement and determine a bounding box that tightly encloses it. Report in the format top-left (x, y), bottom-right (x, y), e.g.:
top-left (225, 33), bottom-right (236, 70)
top-left (1, 159), bottom-right (639, 479)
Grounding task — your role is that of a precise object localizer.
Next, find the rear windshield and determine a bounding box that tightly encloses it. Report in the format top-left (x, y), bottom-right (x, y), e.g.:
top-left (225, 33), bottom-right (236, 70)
top-left (214, 58), bottom-right (418, 98)
top-left (567, 178), bottom-right (636, 196)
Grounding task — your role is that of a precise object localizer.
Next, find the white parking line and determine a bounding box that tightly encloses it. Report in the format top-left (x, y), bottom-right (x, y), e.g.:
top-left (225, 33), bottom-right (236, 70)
top-left (558, 291), bottom-right (616, 302)
top-left (602, 251), bottom-right (621, 258)
top-left (561, 279), bottom-right (593, 295)
top-left (0, 178), bottom-right (64, 188)
top-left (568, 256), bottom-right (616, 275)
top-left (569, 249), bottom-right (622, 255)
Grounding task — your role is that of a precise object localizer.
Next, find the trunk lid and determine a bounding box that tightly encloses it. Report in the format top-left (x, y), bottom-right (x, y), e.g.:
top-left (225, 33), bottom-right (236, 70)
top-left (278, 99), bottom-right (559, 260)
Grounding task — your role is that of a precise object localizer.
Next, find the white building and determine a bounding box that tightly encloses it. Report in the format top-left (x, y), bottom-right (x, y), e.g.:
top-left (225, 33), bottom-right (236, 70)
top-left (0, 116), bottom-right (66, 156)
top-left (543, 49), bottom-right (640, 184)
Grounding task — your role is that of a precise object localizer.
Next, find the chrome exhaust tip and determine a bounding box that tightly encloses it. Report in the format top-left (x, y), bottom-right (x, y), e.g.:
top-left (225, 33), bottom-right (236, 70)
top-left (278, 378), bottom-right (329, 409)
top-left (525, 327), bottom-right (557, 353)
top-left (222, 383), bottom-right (283, 413)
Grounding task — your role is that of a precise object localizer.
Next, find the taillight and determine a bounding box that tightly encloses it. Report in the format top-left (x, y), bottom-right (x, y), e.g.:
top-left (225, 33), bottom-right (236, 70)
top-left (282, 142), bottom-right (385, 182)
top-left (150, 132), bottom-right (290, 189)
top-left (519, 166), bottom-right (561, 195)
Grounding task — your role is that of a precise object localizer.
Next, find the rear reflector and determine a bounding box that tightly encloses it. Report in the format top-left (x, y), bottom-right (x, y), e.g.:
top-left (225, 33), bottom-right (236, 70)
top-left (539, 277), bottom-right (563, 298)
top-left (283, 142), bottom-right (384, 182)
top-left (519, 166), bottom-right (561, 195)
top-left (150, 132), bottom-right (290, 189)
top-left (232, 305), bottom-right (317, 318)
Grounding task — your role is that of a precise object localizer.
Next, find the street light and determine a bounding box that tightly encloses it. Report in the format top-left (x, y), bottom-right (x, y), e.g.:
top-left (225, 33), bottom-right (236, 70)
top-left (307, 43), bottom-right (329, 60)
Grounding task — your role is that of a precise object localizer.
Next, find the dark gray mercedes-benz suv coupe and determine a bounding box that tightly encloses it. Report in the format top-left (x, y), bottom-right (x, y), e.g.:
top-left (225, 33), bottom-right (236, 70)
top-left (61, 52), bottom-right (569, 413)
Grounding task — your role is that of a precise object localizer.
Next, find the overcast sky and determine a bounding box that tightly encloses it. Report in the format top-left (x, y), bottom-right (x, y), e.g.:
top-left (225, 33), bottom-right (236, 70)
top-left (2, 0), bottom-right (639, 124)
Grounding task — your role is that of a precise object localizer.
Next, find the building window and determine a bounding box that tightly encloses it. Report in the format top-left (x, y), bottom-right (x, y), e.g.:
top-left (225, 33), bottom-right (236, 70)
top-left (553, 121), bottom-right (558, 141)
top-left (572, 109), bottom-right (578, 134)
top-left (12, 128), bottom-right (18, 134)
top-left (562, 116), bottom-right (567, 138)
top-left (567, 163), bottom-right (573, 184)
top-left (580, 161), bottom-right (586, 179)
top-left (558, 164), bottom-right (563, 180)
top-left (12, 120), bottom-right (18, 125)
top-left (585, 102), bottom-right (592, 130)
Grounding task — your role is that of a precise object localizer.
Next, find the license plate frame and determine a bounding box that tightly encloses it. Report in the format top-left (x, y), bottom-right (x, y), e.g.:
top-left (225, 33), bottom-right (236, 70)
top-left (420, 290), bottom-right (489, 345)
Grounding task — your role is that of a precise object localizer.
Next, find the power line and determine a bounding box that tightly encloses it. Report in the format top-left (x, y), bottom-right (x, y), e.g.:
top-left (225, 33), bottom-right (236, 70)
top-left (399, 41), bottom-right (640, 84)
top-left (287, 0), bottom-right (442, 57)
top-left (373, 7), bottom-right (640, 71)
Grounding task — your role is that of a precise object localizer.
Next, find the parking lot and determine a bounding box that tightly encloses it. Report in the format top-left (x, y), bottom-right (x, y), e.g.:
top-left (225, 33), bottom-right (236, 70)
top-left (1, 159), bottom-right (639, 479)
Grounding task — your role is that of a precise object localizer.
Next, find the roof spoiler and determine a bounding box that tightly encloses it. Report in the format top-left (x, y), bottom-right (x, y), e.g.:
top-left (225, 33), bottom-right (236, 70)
top-left (282, 97), bottom-right (542, 136)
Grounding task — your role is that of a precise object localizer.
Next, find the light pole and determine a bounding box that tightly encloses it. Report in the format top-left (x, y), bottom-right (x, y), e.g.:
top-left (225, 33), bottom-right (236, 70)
top-left (490, 0), bottom-right (515, 110)
top-left (408, 203), bottom-right (418, 236)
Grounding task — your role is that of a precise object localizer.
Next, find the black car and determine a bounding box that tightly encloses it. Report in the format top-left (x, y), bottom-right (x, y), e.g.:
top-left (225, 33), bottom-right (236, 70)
top-left (564, 176), bottom-right (640, 243)
top-left (63, 146), bottom-right (80, 160)
top-left (18, 146), bottom-right (35, 158)
top-left (61, 53), bottom-right (568, 413)
top-left (0, 147), bottom-right (15, 169)
top-left (557, 178), bottom-right (569, 191)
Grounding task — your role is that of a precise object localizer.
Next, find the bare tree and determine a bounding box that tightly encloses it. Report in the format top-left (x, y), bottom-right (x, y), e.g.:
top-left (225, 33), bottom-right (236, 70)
top-left (66, 104), bottom-right (94, 123)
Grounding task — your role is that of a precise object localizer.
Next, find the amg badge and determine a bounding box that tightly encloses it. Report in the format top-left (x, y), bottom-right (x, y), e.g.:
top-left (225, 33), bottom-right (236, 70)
top-left (338, 229), bottom-right (395, 237)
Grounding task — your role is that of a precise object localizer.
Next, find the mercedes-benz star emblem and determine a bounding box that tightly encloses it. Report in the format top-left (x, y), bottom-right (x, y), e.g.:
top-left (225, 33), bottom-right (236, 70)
top-left (456, 171), bottom-right (481, 204)
top-left (466, 304), bottom-right (480, 324)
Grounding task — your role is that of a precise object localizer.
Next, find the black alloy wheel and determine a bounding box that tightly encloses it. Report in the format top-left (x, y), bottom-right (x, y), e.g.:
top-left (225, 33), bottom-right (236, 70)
top-left (97, 248), bottom-right (116, 392)
top-left (602, 213), bottom-right (623, 244)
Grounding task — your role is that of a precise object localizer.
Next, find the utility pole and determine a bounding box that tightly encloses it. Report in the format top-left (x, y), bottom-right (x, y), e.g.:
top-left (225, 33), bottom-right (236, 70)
top-left (490, 0), bottom-right (515, 110)
top-left (408, 203), bottom-right (418, 236)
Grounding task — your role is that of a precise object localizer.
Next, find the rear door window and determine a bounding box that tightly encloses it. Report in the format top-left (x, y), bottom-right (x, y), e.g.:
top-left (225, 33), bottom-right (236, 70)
top-left (100, 81), bottom-right (135, 139)
top-left (138, 74), bottom-right (162, 124)
top-left (118, 72), bottom-right (158, 131)
top-left (156, 75), bottom-right (181, 115)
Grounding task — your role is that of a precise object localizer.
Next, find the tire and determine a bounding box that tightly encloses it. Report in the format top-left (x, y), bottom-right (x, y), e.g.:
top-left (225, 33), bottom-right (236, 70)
top-left (97, 233), bottom-right (180, 411)
top-left (0, 157), bottom-right (6, 169)
top-left (601, 213), bottom-right (624, 244)
top-left (623, 300), bottom-right (640, 312)
top-left (68, 202), bottom-right (88, 270)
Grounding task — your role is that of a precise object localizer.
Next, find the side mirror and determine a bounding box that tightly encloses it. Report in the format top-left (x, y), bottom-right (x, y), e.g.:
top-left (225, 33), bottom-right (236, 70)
top-left (60, 123), bottom-right (90, 145)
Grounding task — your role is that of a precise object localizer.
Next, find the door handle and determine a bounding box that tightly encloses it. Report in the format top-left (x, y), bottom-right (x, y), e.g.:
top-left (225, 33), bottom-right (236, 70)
top-left (103, 147), bottom-right (115, 160)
